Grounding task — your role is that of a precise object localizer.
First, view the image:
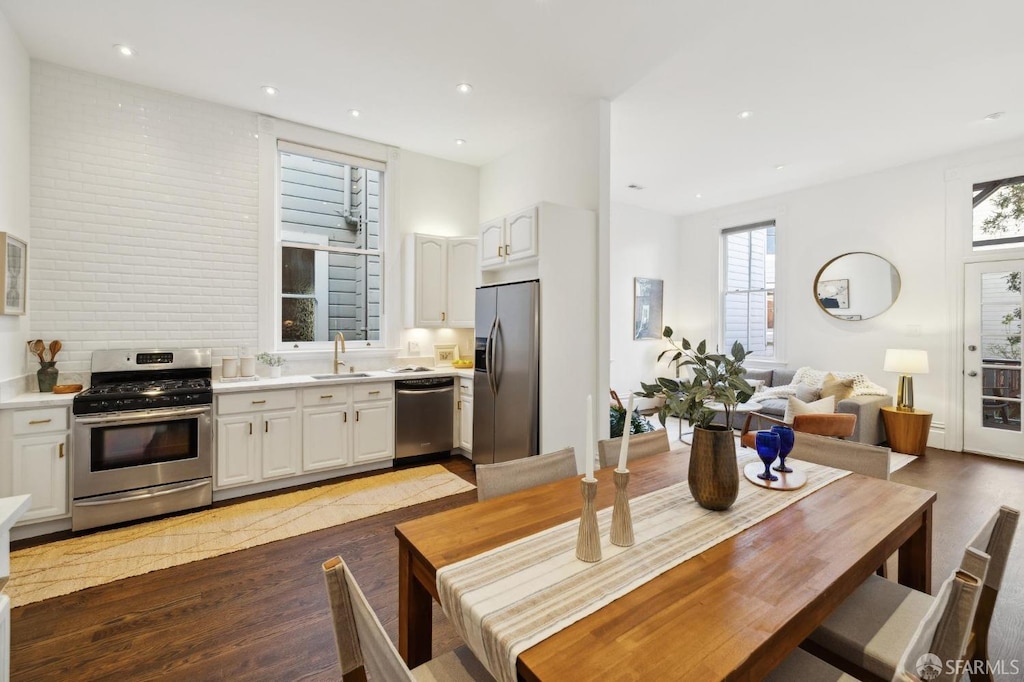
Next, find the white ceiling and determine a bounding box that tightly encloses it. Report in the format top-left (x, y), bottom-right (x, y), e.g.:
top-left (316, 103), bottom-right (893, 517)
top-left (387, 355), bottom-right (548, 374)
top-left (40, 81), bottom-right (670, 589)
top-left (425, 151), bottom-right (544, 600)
top-left (3, 0), bottom-right (1024, 217)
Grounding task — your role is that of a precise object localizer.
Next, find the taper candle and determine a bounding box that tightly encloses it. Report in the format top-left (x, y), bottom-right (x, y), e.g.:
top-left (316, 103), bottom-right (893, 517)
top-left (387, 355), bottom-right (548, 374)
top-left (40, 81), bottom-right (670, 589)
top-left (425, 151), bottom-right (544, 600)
top-left (585, 394), bottom-right (594, 479)
top-left (617, 394), bottom-right (634, 471)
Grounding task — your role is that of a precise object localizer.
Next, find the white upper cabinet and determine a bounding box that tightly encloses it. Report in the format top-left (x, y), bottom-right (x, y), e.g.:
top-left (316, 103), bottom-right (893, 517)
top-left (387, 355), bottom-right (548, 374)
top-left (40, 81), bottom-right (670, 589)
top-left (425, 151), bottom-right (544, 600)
top-left (404, 234), bottom-right (478, 328)
top-left (479, 206), bottom-right (539, 270)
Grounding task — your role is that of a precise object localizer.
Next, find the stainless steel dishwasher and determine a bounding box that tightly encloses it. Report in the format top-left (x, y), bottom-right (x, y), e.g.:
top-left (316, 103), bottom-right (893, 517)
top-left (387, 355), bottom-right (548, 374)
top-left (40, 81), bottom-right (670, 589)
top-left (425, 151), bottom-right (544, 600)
top-left (395, 376), bottom-right (455, 462)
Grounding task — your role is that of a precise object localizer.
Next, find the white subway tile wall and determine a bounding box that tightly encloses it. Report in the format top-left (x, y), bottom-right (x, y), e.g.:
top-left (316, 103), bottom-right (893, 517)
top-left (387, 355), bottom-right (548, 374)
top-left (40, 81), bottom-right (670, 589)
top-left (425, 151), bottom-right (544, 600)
top-left (30, 62), bottom-right (260, 374)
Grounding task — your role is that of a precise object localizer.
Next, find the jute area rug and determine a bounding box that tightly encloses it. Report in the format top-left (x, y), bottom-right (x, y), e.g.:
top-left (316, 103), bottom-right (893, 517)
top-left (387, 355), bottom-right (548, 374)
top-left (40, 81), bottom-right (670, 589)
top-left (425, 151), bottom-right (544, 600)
top-left (7, 464), bottom-right (475, 607)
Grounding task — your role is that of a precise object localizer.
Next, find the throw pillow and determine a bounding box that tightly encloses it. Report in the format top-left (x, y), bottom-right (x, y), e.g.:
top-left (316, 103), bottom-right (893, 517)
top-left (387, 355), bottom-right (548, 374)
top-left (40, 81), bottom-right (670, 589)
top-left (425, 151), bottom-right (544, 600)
top-left (820, 372), bottom-right (855, 402)
top-left (783, 395), bottom-right (836, 424)
top-left (795, 383), bottom-right (821, 402)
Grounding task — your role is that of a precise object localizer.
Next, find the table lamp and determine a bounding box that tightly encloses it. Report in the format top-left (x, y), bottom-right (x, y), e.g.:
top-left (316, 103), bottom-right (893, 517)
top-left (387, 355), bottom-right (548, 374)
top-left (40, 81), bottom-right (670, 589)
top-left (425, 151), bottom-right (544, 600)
top-left (883, 349), bottom-right (929, 411)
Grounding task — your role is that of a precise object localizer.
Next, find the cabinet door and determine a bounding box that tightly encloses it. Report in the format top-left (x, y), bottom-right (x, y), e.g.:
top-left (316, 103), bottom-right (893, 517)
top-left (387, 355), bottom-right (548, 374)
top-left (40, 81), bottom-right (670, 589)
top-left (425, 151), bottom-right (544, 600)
top-left (353, 400), bottom-right (394, 464)
top-left (303, 405), bottom-right (351, 472)
top-left (505, 207), bottom-right (538, 263)
top-left (447, 238), bottom-right (478, 327)
top-left (216, 415), bottom-right (258, 488)
top-left (479, 220), bottom-right (506, 269)
top-left (459, 395), bottom-right (473, 452)
top-left (11, 434), bottom-right (67, 521)
top-left (262, 411), bottom-right (301, 479)
top-left (413, 234), bottom-right (447, 327)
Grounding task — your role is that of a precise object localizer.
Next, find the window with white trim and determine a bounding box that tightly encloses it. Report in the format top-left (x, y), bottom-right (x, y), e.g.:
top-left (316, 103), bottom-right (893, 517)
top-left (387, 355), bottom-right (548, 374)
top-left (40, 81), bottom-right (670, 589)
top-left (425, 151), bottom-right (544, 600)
top-left (277, 141), bottom-right (384, 347)
top-left (722, 221), bottom-right (776, 358)
top-left (973, 175), bottom-right (1024, 251)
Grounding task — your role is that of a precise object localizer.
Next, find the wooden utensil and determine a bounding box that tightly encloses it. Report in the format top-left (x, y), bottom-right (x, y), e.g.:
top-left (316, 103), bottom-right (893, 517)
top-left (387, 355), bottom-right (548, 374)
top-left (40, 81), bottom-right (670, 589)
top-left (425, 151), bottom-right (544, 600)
top-left (49, 340), bottom-right (62, 362)
top-left (28, 339), bottom-right (46, 363)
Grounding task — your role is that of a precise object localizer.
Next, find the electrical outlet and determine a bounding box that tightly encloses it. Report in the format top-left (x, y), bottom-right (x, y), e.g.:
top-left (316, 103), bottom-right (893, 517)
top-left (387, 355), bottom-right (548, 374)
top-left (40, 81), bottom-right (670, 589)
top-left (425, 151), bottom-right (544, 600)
top-left (408, 341), bottom-right (420, 355)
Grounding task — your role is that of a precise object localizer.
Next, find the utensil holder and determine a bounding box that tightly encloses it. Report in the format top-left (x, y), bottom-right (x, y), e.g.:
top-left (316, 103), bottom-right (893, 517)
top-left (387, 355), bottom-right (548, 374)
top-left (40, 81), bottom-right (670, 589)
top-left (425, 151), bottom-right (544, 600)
top-left (610, 469), bottom-right (635, 547)
top-left (575, 478), bottom-right (602, 562)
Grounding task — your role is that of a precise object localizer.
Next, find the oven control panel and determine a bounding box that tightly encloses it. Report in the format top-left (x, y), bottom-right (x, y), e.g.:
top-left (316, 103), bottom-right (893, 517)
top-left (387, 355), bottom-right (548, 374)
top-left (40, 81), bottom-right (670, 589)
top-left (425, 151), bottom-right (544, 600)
top-left (136, 352), bottom-right (174, 365)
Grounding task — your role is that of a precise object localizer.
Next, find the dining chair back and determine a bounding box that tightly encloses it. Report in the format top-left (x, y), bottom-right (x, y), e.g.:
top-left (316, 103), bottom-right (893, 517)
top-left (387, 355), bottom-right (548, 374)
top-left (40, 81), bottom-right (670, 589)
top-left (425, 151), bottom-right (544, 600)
top-left (788, 432), bottom-right (891, 480)
top-left (597, 429), bottom-right (670, 469)
top-left (322, 556), bottom-right (491, 682)
top-left (476, 447), bottom-right (577, 502)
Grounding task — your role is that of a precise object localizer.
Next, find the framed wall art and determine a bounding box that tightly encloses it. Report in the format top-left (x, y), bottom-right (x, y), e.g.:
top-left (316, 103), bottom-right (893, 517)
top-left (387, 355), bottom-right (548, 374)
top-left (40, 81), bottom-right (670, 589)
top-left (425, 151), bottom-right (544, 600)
top-left (633, 277), bottom-right (664, 340)
top-left (433, 343), bottom-right (460, 367)
top-left (816, 278), bottom-right (849, 310)
top-left (1, 232), bottom-right (27, 316)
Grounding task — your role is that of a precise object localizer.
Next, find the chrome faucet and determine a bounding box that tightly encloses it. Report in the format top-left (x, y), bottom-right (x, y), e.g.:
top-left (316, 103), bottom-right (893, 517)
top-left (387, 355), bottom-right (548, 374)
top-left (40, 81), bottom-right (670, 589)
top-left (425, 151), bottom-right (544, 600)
top-left (333, 331), bottom-right (346, 373)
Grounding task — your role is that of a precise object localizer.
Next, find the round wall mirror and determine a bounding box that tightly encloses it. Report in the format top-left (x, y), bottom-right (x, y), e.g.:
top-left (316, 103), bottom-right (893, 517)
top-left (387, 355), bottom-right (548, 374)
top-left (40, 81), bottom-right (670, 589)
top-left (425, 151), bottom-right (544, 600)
top-left (813, 252), bottom-right (901, 321)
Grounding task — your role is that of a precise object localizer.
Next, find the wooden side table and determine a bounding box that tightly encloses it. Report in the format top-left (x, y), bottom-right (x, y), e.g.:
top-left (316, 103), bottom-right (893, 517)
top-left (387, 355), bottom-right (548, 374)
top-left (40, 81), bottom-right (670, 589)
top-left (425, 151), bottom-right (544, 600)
top-left (881, 406), bottom-right (932, 456)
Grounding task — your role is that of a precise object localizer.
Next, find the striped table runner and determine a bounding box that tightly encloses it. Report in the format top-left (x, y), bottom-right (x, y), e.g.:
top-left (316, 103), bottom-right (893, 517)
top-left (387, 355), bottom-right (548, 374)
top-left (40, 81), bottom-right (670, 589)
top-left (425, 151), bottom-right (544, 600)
top-left (436, 456), bottom-right (851, 682)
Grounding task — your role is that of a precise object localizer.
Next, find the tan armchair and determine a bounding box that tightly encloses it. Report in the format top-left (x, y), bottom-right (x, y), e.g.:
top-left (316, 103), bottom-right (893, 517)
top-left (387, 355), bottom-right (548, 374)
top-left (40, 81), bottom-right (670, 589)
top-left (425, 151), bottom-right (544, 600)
top-left (739, 411), bottom-right (856, 449)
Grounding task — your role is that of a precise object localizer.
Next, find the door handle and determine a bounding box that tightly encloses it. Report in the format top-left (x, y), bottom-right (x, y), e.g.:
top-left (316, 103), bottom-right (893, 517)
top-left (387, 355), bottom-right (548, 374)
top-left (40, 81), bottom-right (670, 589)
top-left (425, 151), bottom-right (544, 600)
top-left (968, 370), bottom-right (978, 377)
top-left (497, 245), bottom-right (503, 258)
top-left (441, 311), bottom-right (446, 322)
top-left (967, 344), bottom-right (978, 351)
top-left (59, 443), bottom-right (65, 458)
top-left (492, 317), bottom-right (502, 394)
top-left (457, 400), bottom-right (462, 410)
top-left (343, 412), bottom-right (348, 423)
top-left (356, 411), bottom-right (360, 422)
top-left (265, 421), bottom-right (269, 433)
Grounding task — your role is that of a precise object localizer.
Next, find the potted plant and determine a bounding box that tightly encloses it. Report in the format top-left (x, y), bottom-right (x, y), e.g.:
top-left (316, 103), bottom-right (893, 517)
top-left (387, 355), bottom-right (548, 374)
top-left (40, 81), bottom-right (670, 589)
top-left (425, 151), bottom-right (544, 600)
top-left (637, 328), bottom-right (754, 510)
top-left (256, 352), bottom-right (286, 378)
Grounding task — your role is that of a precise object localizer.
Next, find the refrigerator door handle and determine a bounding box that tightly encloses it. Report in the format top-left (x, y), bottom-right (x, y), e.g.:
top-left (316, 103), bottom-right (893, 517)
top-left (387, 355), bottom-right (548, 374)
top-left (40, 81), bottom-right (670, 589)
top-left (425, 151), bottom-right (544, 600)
top-left (493, 317), bottom-right (502, 393)
top-left (485, 316), bottom-right (498, 396)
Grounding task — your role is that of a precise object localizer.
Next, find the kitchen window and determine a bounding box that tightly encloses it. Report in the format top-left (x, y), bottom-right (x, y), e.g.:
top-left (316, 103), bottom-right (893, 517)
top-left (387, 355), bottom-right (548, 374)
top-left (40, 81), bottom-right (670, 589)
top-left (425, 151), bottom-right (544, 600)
top-left (722, 221), bottom-right (776, 359)
top-left (277, 141), bottom-right (385, 347)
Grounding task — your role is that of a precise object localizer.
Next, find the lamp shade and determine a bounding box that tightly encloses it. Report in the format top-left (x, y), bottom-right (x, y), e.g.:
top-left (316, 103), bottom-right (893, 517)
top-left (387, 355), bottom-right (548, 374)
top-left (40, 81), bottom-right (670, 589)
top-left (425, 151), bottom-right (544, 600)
top-left (883, 349), bottom-right (929, 375)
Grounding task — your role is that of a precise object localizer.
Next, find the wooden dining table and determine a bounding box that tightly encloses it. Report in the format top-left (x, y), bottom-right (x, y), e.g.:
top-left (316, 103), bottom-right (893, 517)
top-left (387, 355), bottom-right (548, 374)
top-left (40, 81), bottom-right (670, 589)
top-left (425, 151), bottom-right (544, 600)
top-left (394, 450), bottom-right (935, 680)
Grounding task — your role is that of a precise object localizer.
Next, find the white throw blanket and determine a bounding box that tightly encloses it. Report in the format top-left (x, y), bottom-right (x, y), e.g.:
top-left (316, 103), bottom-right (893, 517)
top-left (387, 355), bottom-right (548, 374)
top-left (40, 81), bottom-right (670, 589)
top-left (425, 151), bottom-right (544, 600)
top-left (435, 455), bottom-right (851, 682)
top-left (750, 366), bottom-right (888, 403)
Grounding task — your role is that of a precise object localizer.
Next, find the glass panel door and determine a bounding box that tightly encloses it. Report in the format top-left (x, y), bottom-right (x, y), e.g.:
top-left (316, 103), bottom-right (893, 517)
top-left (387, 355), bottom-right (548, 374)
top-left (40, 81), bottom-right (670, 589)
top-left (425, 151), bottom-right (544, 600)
top-left (964, 261), bottom-right (1023, 459)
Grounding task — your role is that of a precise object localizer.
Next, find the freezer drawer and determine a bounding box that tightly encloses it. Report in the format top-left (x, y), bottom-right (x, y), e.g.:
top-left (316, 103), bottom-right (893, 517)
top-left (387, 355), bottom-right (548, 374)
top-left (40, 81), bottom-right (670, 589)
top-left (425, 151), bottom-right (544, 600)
top-left (395, 378), bottom-right (454, 460)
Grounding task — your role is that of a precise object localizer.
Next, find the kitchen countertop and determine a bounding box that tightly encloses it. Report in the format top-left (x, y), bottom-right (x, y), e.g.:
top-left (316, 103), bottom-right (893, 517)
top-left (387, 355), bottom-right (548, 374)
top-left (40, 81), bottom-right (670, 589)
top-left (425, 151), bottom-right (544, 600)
top-left (0, 369), bottom-right (476, 407)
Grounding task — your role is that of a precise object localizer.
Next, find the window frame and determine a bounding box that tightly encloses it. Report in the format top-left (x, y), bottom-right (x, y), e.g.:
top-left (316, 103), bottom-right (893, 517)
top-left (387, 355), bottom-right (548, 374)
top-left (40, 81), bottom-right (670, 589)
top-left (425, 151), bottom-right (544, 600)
top-left (258, 116), bottom-right (400, 357)
top-left (720, 220), bottom-right (777, 361)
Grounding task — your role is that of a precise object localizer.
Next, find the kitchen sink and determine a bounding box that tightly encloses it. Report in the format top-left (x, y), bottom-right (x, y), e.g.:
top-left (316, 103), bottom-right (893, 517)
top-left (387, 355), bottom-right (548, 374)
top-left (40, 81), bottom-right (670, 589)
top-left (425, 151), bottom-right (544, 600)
top-left (310, 373), bottom-right (372, 380)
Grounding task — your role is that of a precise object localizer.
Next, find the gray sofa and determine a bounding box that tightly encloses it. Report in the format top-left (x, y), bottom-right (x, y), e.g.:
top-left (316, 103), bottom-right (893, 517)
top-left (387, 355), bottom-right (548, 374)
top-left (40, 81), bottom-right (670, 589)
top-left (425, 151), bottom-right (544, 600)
top-left (716, 368), bottom-right (892, 445)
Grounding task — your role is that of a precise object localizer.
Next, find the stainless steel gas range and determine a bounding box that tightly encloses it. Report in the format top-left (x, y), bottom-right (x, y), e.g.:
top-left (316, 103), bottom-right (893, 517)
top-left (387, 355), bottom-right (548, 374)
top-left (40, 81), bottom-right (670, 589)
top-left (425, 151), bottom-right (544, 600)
top-left (71, 349), bottom-right (214, 531)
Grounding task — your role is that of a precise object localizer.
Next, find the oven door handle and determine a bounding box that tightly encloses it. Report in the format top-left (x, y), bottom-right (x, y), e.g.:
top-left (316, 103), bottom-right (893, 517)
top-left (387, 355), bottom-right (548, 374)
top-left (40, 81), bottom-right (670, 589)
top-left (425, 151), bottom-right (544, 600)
top-left (75, 406), bottom-right (211, 425)
top-left (73, 480), bottom-right (210, 506)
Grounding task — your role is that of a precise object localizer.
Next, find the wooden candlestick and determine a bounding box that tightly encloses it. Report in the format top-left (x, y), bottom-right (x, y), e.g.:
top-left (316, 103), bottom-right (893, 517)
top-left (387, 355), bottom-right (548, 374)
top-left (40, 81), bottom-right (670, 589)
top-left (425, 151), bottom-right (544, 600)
top-left (575, 478), bottom-right (602, 562)
top-left (610, 469), bottom-right (635, 547)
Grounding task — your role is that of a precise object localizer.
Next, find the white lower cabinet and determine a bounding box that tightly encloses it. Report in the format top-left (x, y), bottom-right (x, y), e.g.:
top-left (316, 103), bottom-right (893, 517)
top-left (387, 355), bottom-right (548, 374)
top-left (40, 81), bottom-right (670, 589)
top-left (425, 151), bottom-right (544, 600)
top-left (457, 377), bottom-right (473, 453)
top-left (352, 399), bottom-right (393, 463)
top-left (216, 390), bottom-right (300, 489)
top-left (302, 404), bottom-right (351, 471)
top-left (0, 406), bottom-right (71, 525)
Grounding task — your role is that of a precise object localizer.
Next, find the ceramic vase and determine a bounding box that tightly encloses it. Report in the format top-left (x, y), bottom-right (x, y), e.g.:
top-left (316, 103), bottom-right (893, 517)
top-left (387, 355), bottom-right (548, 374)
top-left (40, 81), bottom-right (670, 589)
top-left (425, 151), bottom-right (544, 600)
top-left (688, 425), bottom-right (739, 511)
top-left (37, 361), bottom-right (59, 393)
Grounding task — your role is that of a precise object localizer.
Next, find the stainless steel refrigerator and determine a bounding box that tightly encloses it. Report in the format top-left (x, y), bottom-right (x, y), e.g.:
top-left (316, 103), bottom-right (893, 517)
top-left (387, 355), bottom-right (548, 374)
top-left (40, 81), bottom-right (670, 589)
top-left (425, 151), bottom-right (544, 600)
top-left (473, 280), bottom-right (540, 464)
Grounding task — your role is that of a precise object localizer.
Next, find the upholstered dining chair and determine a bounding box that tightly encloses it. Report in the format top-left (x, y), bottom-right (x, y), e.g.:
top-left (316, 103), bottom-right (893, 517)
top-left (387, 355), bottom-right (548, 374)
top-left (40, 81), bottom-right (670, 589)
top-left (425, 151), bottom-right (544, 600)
top-left (786, 432), bottom-right (891, 480)
top-left (766, 563), bottom-right (988, 682)
top-left (739, 411), bottom-right (856, 449)
top-left (596, 429), bottom-right (670, 469)
top-left (322, 556), bottom-right (493, 682)
top-left (475, 447), bottom-right (578, 502)
top-left (804, 506), bottom-right (1019, 681)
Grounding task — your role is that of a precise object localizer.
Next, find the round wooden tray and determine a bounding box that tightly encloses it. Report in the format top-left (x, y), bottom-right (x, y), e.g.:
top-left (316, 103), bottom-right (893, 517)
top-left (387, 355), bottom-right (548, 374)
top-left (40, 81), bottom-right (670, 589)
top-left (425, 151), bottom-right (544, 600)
top-left (53, 384), bottom-right (83, 394)
top-left (743, 462), bottom-right (807, 491)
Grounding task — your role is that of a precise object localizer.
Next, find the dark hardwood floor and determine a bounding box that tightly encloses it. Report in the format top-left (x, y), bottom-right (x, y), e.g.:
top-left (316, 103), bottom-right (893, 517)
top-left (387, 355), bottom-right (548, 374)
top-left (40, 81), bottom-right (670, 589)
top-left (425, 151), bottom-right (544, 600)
top-left (10, 450), bottom-right (1024, 681)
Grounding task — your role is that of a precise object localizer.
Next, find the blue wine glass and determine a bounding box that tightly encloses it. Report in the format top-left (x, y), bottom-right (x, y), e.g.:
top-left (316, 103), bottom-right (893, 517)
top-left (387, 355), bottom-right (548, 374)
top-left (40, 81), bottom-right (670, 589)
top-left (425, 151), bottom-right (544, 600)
top-left (771, 425), bottom-right (795, 473)
top-left (754, 431), bottom-right (781, 482)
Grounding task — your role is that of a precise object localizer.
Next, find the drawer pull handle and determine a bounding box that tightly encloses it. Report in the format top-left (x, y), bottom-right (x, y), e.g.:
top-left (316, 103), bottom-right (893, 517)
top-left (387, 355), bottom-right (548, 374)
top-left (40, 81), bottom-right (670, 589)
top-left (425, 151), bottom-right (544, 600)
top-left (321, 394), bottom-right (334, 399)
top-left (59, 443), bottom-right (65, 459)
top-left (251, 400), bottom-right (266, 405)
top-left (29, 418), bottom-right (53, 425)
top-left (368, 390), bottom-right (381, 395)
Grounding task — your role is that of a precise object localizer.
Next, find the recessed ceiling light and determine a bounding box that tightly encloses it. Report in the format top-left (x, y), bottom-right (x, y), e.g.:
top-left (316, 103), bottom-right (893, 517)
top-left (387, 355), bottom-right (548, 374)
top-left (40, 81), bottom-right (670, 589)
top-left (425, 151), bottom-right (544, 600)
top-left (984, 112), bottom-right (1005, 121)
top-left (737, 111), bottom-right (753, 120)
top-left (114, 44), bottom-right (135, 57)
top-left (348, 109), bottom-right (361, 118)
top-left (775, 164), bottom-right (786, 171)
top-left (455, 139), bottom-right (466, 146)
top-left (695, 193), bottom-right (703, 199)
top-left (627, 184), bottom-right (645, 190)
top-left (456, 83), bottom-right (473, 94)
top-left (261, 85), bottom-right (278, 96)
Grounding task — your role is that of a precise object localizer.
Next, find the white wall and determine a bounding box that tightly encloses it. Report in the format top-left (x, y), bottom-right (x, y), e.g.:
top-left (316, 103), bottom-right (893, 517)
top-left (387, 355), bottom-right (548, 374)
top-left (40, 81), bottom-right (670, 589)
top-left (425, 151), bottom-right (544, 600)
top-left (677, 134), bottom-right (1024, 449)
top-left (609, 202), bottom-right (682, 399)
top-left (398, 151), bottom-right (480, 360)
top-left (0, 10), bottom-right (30, 389)
top-left (27, 62), bottom-right (481, 379)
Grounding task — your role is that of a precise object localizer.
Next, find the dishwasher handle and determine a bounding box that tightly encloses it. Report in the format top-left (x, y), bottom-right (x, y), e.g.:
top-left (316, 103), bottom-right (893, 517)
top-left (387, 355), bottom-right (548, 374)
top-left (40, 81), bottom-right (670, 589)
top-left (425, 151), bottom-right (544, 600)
top-left (396, 387), bottom-right (454, 397)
